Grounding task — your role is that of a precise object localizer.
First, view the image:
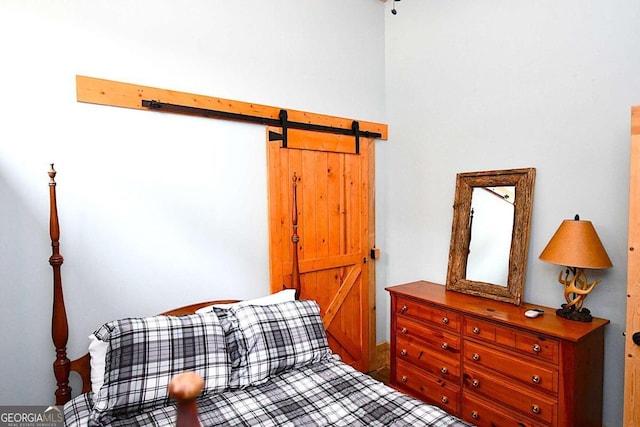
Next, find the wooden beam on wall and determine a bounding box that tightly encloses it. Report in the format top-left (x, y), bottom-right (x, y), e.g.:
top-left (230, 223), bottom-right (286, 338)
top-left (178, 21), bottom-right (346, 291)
top-left (75, 75), bottom-right (388, 140)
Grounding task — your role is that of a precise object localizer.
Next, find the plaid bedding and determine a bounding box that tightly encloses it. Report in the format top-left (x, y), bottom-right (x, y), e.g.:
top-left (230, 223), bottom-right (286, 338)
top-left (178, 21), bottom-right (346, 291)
top-left (214, 300), bottom-right (332, 388)
top-left (89, 313), bottom-right (229, 425)
top-left (65, 355), bottom-right (470, 426)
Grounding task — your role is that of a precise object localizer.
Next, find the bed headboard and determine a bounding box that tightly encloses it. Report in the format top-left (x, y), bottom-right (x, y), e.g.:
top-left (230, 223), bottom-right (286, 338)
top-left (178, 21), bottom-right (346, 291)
top-left (48, 164), bottom-right (303, 405)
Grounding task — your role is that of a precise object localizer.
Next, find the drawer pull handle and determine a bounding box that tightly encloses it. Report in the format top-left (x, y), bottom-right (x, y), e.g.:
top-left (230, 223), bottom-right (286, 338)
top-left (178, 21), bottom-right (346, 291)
top-left (472, 353), bottom-right (480, 361)
top-left (441, 342), bottom-right (448, 350)
top-left (471, 411), bottom-right (479, 420)
top-left (472, 326), bottom-right (480, 334)
top-left (401, 376), bottom-right (407, 383)
top-left (532, 375), bottom-right (540, 384)
top-left (401, 305), bottom-right (408, 313)
top-left (531, 405), bottom-right (540, 414)
top-left (400, 349), bottom-right (407, 356)
top-left (533, 344), bottom-right (541, 353)
top-left (471, 379), bottom-right (480, 388)
top-left (440, 367), bottom-right (448, 374)
top-left (401, 327), bottom-right (408, 334)
top-left (442, 316), bottom-right (449, 324)
top-left (441, 396), bottom-right (448, 404)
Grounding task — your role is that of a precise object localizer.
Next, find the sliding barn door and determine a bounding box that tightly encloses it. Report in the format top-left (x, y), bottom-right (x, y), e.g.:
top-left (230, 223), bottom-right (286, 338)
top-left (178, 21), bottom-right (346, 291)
top-left (625, 105), bottom-right (640, 426)
top-left (267, 127), bottom-right (375, 372)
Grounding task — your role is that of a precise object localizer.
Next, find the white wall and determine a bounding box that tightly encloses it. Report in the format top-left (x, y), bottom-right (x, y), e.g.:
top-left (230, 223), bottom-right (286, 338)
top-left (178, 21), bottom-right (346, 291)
top-left (0, 0), bottom-right (386, 405)
top-left (384, 1), bottom-right (640, 426)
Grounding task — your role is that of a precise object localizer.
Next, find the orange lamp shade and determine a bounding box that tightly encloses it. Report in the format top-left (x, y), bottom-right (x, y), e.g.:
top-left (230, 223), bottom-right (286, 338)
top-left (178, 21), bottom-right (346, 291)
top-left (539, 218), bottom-right (612, 269)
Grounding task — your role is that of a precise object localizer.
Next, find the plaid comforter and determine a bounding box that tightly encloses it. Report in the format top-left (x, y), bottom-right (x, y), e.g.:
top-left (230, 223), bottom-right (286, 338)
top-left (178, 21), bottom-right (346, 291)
top-left (65, 355), bottom-right (470, 427)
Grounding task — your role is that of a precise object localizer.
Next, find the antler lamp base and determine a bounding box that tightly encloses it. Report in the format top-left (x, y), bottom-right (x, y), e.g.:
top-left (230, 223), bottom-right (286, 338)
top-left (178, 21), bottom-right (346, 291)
top-left (556, 268), bottom-right (599, 322)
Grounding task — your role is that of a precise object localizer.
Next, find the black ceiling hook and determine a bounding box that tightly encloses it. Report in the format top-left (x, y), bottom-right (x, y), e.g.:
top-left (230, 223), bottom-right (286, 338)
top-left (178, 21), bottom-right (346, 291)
top-left (391, 0), bottom-right (401, 15)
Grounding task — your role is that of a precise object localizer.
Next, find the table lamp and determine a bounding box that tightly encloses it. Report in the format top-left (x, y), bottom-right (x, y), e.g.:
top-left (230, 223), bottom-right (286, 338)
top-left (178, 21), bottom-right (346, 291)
top-left (538, 215), bottom-right (612, 322)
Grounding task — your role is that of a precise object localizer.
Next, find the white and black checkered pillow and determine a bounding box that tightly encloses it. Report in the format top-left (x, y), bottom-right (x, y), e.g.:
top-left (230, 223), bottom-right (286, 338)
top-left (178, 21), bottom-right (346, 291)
top-left (214, 300), bottom-right (332, 388)
top-left (88, 312), bottom-right (229, 426)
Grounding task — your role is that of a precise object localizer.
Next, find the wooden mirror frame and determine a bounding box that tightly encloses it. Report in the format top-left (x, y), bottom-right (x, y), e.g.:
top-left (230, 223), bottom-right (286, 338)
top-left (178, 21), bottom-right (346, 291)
top-left (446, 168), bottom-right (536, 305)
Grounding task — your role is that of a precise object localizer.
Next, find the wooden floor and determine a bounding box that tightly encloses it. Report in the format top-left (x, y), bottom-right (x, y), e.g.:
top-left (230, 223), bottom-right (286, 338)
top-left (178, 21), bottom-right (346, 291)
top-left (368, 367), bottom-right (390, 385)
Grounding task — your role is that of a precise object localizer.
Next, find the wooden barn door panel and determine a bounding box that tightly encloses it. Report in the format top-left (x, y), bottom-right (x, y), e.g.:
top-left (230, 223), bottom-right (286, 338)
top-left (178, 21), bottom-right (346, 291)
top-left (625, 105), bottom-right (640, 426)
top-left (267, 127), bottom-right (374, 372)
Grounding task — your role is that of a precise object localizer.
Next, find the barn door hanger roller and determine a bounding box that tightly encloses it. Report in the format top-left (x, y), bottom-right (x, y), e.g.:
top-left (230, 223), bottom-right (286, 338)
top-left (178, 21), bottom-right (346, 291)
top-left (269, 110), bottom-right (364, 154)
top-left (268, 113), bottom-right (366, 154)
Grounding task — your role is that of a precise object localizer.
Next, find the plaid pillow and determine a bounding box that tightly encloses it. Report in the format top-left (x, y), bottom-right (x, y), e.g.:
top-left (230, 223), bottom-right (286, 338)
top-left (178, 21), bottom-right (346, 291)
top-left (88, 312), bottom-right (229, 426)
top-left (214, 300), bottom-right (332, 388)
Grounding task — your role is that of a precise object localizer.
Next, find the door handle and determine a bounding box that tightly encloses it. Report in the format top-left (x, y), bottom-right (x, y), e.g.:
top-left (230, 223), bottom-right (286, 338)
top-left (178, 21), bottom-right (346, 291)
top-left (633, 332), bottom-right (640, 346)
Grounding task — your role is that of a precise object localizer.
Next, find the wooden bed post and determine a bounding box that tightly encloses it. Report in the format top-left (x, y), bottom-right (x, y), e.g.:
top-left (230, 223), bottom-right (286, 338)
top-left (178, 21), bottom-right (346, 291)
top-left (49, 164), bottom-right (71, 405)
top-left (169, 372), bottom-right (204, 427)
top-left (290, 173), bottom-right (301, 299)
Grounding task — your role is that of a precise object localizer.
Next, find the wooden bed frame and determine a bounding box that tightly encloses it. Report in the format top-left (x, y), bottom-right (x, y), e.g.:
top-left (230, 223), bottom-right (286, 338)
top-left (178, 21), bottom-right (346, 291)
top-left (48, 164), bottom-right (302, 408)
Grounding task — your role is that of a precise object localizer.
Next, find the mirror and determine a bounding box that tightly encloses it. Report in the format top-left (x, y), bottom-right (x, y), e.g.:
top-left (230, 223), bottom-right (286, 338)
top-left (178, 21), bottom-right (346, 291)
top-left (446, 168), bottom-right (536, 305)
top-left (466, 185), bottom-right (515, 286)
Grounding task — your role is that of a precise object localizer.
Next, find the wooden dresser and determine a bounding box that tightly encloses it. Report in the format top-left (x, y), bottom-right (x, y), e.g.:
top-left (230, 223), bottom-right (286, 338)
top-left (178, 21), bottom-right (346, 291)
top-left (387, 281), bottom-right (609, 427)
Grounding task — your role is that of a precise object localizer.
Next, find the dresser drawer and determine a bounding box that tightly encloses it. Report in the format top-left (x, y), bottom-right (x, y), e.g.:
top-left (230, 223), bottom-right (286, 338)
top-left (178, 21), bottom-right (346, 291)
top-left (397, 316), bottom-right (461, 359)
top-left (462, 393), bottom-right (550, 427)
top-left (396, 359), bottom-right (460, 415)
top-left (464, 366), bottom-right (557, 425)
top-left (464, 340), bottom-right (558, 393)
top-left (465, 316), bottom-right (559, 364)
top-left (396, 296), bottom-right (461, 332)
top-left (396, 334), bottom-right (460, 382)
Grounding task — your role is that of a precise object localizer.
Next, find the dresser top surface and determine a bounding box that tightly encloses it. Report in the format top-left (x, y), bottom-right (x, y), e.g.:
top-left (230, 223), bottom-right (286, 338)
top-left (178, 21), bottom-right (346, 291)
top-left (386, 280), bottom-right (609, 342)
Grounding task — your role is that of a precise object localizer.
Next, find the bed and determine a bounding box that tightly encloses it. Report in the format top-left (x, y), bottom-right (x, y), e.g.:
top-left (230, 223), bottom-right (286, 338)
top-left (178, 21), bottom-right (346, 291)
top-left (47, 165), bottom-right (470, 426)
